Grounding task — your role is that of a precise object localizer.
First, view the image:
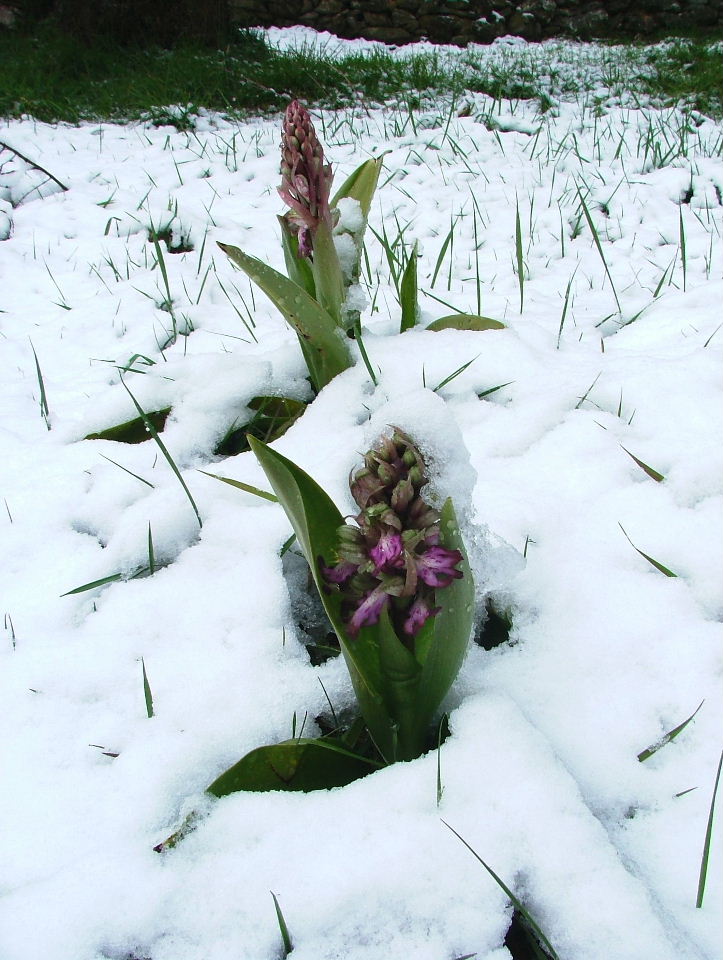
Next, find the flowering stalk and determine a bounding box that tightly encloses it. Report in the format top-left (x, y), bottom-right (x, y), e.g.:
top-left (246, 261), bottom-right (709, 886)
top-left (278, 100), bottom-right (344, 324)
top-left (249, 430), bottom-right (474, 763)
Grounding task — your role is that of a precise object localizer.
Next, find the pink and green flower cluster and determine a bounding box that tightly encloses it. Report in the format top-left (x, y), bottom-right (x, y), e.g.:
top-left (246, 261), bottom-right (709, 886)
top-left (278, 99), bottom-right (334, 259)
top-left (322, 429), bottom-right (463, 644)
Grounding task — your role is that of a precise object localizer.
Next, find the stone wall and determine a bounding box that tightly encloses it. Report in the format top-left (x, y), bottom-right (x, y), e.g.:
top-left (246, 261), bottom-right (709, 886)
top-left (230, 0), bottom-right (723, 44)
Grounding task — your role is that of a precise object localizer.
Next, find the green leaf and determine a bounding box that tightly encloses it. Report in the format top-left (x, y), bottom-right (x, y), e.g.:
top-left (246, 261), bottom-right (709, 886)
top-left (331, 156), bottom-right (383, 220)
top-left (331, 156), bottom-right (384, 322)
top-left (399, 240), bottom-right (419, 333)
top-left (310, 220), bottom-right (345, 325)
top-left (638, 700), bottom-right (705, 763)
top-left (427, 314), bottom-right (506, 332)
top-left (377, 607), bottom-right (423, 761)
top-left (415, 499), bottom-right (475, 726)
top-left (85, 408), bottom-right (171, 443)
top-left (218, 242), bottom-right (352, 391)
top-left (207, 737), bottom-right (381, 795)
top-left (278, 215), bottom-right (315, 298)
top-left (248, 437), bottom-right (390, 751)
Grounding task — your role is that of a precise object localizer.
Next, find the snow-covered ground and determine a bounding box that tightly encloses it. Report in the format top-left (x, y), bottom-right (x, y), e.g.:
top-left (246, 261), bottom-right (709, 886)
top-left (1, 30), bottom-right (721, 960)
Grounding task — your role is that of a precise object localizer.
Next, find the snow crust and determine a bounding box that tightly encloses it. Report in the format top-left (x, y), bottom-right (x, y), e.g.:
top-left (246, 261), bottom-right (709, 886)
top-left (1, 28), bottom-right (721, 960)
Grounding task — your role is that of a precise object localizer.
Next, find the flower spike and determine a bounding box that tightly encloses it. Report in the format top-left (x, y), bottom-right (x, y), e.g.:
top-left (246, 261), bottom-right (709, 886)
top-left (322, 429), bottom-right (464, 644)
top-left (279, 100), bottom-right (334, 258)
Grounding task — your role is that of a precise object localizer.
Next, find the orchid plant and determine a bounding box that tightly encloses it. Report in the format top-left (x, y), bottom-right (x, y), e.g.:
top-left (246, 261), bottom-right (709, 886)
top-left (219, 100), bottom-right (382, 393)
top-left (218, 100), bottom-right (505, 396)
top-left (203, 427), bottom-right (474, 800)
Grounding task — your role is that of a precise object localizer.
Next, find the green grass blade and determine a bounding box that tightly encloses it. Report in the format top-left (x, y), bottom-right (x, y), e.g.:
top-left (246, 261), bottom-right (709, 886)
top-left (199, 469), bottom-right (278, 502)
top-left (478, 381), bottom-right (514, 399)
top-left (442, 820), bottom-right (560, 960)
top-left (618, 523), bottom-right (677, 577)
top-left (147, 523), bottom-right (155, 575)
top-left (620, 446), bottom-right (665, 483)
top-left (575, 183), bottom-right (621, 313)
top-left (515, 194), bottom-right (524, 314)
top-left (99, 454), bottom-right (155, 488)
top-left (61, 572), bottom-right (125, 596)
top-left (556, 268), bottom-right (577, 349)
top-left (29, 338), bottom-right (50, 429)
top-left (638, 700), bottom-right (704, 762)
top-left (431, 218), bottom-right (455, 288)
top-left (696, 747), bottom-right (723, 908)
top-left (353, 319), bottom-right (379, 387)
top-left (433, 355), bottom-right (479, 392)
top-left (399, 239), bottom-right (419, 332)
top-left (679, 205), bottom-right (687, 292)
top-left (271, 892), bottom-right (293, 956)
top-left (148, 213), bottom-right (172, 309)
top-left (141, 656), bottom-right (154, 718)
top-left (120, 377), bottom-right (202, 528)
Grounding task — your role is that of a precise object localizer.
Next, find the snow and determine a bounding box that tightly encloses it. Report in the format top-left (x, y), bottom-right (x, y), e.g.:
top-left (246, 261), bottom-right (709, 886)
top-left (1, 27), bottom-right (722, 960)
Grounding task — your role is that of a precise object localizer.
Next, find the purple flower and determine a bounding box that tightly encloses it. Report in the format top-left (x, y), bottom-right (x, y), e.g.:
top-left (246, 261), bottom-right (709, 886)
top-left (278, 100), bottom-right (334, 258)
top-left (348, 586), bottom-right (389, 637)
top-left (322, 560), bottom-right (357, 585)
top-left (320, 428), bottom-right (465, 648)
top-left (403, 596), bottom-right (441, 637)
top-left (414, 546), bottom-right (464, 588)
top-left (369, 529), bottom-right (403, 573)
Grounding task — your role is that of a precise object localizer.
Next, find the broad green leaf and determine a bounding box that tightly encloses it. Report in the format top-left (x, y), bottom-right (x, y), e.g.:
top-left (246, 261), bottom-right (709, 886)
top-left (415, 499), bottom-right (474, 725)
top-left (249, 440), bottom-right (474, 763)
top-left (248, 437), bottom-right (389, 743)
top-left (331, 157), bottom-right (384, 321)
top-left (427, 314), bottom-right (506, 332)
top-left (377, 607), bottom-right (423, 761)
top-left (277, 215), bottom-right (315, 298)
top-left (331, 156), bottom-right (383, 224)
top-left (218, 242), bottom-right (352, 391)
top-left (207, 737), bottom-right (381, 795)
top-left (85, 408), bottom-right (171, 443)
top-left (309, 220), bottom-right (345, 324)
top-left (399, 240), bottom-right (419, 333)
